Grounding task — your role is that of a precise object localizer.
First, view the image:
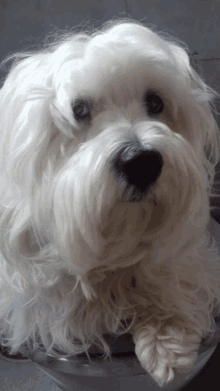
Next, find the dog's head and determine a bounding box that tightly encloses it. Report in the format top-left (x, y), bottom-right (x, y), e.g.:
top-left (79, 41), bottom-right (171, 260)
top-left (0, 20), bottom-right (219, 278)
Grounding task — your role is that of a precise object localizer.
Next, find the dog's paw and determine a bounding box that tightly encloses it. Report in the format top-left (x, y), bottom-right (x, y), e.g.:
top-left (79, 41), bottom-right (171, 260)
top-left (134, 324), bottom-right (200, 387)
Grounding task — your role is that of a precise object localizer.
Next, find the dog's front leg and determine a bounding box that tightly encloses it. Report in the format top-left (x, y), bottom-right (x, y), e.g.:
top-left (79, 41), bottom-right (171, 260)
top-left (133, 322), bottom-right (201, 387)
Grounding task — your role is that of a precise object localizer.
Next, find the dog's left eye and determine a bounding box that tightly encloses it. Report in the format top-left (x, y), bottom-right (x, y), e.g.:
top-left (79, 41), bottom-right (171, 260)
top-left (143, 91), bottom-right (164, 116)
top-left (72, 99), bottom-right (91, 121)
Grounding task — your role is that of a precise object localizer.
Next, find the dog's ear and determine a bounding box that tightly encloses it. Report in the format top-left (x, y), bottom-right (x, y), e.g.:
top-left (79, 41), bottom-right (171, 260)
top-left (168, 42), bottom-right (220, 191)
top-left (167, 42), bottom-right (218, 103)
top-left (0, 54), bottom-right (55, 189)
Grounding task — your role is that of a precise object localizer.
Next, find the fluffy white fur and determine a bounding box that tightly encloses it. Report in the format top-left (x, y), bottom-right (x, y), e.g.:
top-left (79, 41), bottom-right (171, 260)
top-left (1, 19), bottom-right (220, 387)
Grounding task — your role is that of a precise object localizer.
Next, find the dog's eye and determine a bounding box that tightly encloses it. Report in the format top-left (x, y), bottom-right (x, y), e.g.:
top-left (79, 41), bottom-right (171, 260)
top-left (143, 92), bottom-right (164, 116)
top-left (72, 99), bottom-right (91, 121)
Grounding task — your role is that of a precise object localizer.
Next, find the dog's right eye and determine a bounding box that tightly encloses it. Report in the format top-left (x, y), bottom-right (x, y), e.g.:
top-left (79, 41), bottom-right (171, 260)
top-left (143, 91), bottom-right (164, 117)
top-left (72, 99), bottom-right (91, 121)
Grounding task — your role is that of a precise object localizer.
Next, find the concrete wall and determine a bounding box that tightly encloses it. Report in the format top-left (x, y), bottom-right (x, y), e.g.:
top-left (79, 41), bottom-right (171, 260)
top-left (1, 1), bottom-right (220, 88)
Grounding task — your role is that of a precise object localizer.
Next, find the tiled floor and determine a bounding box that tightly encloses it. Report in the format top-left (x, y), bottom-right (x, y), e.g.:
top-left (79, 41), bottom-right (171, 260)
top-left (0, 354), bottom-right (61, 391)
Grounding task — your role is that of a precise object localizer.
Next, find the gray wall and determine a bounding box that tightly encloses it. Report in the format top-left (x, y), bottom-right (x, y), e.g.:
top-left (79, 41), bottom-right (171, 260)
top-left (1, 0), bottom-right (220, 91)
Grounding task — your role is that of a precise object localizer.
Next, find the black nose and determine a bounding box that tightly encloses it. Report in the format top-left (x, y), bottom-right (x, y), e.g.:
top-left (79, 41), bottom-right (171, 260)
top-left (114, 145), bottom-right (163, 194)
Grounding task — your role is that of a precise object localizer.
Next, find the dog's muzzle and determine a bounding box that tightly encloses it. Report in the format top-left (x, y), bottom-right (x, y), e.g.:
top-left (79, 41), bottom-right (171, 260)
top-left (113, 144), bottom-right (163, 201)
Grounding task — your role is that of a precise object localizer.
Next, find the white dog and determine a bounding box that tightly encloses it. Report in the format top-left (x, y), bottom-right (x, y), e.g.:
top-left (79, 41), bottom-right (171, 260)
top-left (1, 19), bottom-right (220, 387)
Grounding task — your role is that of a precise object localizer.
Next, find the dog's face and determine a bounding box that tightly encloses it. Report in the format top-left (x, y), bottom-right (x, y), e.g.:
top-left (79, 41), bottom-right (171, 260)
top-left (0, 22), bottom-right (218, 276)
